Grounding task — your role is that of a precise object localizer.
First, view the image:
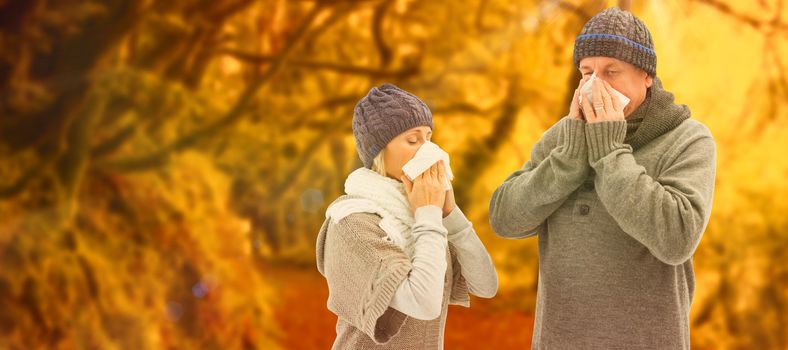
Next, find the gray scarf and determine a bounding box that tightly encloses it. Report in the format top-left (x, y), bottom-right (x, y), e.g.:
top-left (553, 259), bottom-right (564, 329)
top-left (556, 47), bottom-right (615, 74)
top-left (624, 77), bottom-right (690, 150)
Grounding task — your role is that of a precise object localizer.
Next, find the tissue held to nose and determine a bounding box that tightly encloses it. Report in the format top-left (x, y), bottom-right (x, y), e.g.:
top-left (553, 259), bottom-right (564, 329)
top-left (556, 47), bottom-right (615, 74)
top-left (401, 141), bottom-right (454, 190)
top-left (579, 72), bottom-right (631, 108)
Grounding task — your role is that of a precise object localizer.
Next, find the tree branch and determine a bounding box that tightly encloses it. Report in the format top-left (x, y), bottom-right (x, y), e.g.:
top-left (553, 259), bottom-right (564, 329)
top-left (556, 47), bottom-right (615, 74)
top-left (269, 118), bottom-right (349, 200)
top-left (286, 94), bottom-right (360, 129)
top-left (91, 124), bottom-right (137, 158)
top-left (95, 4), bottom-right (327, 172)
top-left (475, 0), bottom-right (490, 33)
top-left (430, 101), bottom-right (500, 116)
top-left (557, 1), bottom-right (593, 21)
top-left (219, 49), bottom-right (419, 78)
top-left (0, 0), bottom-right (144, 153)
top-left (0, 161), bottom-right (47, 198)
top-left (453, 76), bottom-right (520, 207)
top-left (371, 1), bottom-right (392, 67)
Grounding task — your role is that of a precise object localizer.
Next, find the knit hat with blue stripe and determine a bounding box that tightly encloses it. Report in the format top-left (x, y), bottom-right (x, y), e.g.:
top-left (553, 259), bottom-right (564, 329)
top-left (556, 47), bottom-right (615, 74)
top-left (573, 7), bottom-right (657, 76)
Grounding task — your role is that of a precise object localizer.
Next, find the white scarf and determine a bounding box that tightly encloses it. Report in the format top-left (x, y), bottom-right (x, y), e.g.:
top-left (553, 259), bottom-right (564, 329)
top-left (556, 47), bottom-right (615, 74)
top-left (325, 167), bottom-right (416, 257)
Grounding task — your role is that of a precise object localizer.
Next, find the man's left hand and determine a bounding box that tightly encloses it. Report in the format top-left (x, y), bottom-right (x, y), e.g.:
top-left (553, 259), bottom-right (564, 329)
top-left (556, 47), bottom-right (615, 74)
top-left (582, 79), bottom-right (625, 123)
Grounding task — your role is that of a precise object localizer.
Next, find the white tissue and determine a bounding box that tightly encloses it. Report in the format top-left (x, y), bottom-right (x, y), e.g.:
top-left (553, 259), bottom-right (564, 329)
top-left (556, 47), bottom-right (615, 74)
top-left (579, 72), bottom-right (630, 109)
top-left (401, 141), bottom-right (454, 190)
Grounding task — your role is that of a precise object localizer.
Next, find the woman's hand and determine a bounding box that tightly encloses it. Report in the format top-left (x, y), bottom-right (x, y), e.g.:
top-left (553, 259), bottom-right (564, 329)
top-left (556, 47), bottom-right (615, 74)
top-left (401, 161), bottom-right (447, 213)
top-left (440, 162), bottom-right (456, 217)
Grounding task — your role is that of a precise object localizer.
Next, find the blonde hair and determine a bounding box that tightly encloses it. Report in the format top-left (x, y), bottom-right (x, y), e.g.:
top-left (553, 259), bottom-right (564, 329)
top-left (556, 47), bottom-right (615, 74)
top-left (371, 152), bottom-right (387, 176)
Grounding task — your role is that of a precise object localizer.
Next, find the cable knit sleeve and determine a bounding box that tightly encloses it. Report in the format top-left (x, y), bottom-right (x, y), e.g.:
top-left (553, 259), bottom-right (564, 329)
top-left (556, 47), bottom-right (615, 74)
top-left (585, 120), bottom-right (717, 265)
top-left (489, 117), bottom-right (590, 238)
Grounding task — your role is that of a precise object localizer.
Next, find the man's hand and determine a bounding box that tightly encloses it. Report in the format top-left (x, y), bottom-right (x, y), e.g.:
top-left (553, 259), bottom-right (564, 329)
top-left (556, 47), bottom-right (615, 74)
top-left (582, 79), bottom-right (625, 123)
top-left (569, 76), bottom-right (591, 121)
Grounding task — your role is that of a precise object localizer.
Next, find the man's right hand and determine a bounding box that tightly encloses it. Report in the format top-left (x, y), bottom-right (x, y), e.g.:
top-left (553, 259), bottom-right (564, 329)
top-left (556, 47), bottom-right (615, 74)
top-left (569, 76), bottom-right (591, 121)
top-left (402, 161), bottom-right (447, 213)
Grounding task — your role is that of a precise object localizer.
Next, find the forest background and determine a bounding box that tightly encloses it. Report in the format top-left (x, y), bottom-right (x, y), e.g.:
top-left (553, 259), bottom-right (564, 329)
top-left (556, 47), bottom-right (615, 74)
top-left (1, 0), bottom-right (787, 349)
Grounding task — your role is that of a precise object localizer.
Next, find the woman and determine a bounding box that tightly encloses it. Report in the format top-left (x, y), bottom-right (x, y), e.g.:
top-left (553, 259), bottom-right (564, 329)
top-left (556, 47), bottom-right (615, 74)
top-left (316, 83), bottom-right (498, 349)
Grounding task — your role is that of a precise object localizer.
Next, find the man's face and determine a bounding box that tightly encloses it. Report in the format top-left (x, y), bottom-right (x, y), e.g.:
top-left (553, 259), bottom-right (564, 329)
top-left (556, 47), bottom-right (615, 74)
top-left (578, 56), bottom-right (653, 117)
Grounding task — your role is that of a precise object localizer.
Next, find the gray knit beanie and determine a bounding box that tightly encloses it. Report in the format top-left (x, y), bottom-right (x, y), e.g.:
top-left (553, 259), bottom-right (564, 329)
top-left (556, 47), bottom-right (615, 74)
top-left (352, 83), bottom-right (434, 168)
top-left (573, 7), bottom-right (657, 76)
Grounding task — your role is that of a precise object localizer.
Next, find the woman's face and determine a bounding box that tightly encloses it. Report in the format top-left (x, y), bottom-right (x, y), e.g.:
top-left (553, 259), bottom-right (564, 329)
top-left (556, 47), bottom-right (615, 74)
top-left (578, 56), bottom-right (653, 117)
top-left (382, 126), bottom-right (432, 181)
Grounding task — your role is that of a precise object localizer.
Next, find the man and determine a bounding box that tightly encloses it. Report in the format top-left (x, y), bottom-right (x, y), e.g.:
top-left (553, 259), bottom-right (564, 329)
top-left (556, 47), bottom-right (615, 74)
top-left (489, 7), bottom-right (716, 349)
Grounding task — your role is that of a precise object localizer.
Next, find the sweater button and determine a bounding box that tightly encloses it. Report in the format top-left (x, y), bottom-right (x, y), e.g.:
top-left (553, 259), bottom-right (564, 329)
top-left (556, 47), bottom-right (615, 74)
top-left (579, 204), bottom-right (590, 215)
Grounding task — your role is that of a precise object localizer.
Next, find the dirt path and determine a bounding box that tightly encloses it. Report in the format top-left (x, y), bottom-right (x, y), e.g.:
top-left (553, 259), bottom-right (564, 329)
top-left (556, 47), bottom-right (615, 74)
top-left (266, 264), bottom-right (534, 349)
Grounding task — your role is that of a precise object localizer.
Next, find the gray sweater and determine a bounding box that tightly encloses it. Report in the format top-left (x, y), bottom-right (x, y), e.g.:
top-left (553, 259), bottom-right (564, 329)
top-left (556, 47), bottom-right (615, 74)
top-left (489, 111), bottom-right (716, 348)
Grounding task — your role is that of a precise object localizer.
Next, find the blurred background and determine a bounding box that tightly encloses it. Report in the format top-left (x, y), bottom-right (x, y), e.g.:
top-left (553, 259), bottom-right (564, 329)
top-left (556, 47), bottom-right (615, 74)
top-left (1, 0), bottom-right (787, 349)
